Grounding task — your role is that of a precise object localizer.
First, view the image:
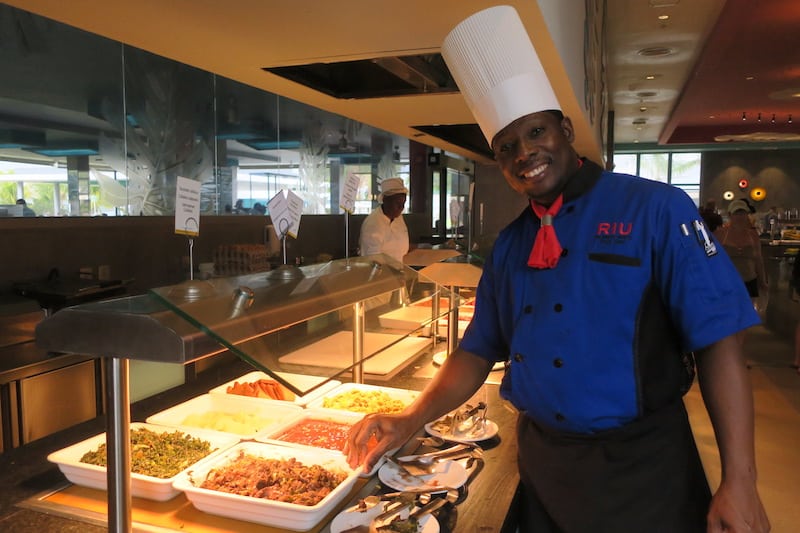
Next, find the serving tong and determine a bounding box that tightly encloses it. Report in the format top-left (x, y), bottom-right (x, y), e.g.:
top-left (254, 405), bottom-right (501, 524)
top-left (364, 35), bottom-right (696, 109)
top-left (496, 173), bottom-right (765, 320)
top-left (449, 401), bottom-right (488, 437)
top-left (371, 496), bottom-right (449, 530)
top-left (395, 443), bottom-right (482, 475)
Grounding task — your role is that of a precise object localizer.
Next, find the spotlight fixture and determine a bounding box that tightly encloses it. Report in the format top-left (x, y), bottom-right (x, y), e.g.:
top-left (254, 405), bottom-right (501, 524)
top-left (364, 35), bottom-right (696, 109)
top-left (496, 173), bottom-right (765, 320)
top-left (790, 115), bottom-right (794, 124)
top-left (742, 112), bottom-right (747, 121)
top-left (757, 112), bottom-right (762, 123)
top-left (772, 114), bottom-right (776, 124)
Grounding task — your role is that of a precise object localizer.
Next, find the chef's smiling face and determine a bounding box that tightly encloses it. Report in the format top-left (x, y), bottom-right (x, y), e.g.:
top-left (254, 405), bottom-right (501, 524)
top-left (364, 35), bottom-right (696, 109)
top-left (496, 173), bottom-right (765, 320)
top-left (491, 111), bottom-right (579, 206)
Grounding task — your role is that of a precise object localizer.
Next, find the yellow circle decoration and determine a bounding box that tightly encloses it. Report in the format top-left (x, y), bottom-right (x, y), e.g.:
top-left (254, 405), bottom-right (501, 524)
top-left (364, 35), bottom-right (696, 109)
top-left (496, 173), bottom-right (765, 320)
top-left (723, 190), bottom-right (735, 200)
top-left (750, 187), bottom-right (766, 202)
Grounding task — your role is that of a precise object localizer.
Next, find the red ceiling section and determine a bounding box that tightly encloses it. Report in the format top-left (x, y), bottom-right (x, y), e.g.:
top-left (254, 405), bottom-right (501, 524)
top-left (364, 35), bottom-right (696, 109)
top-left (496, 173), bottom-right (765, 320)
top-left (662, 0), bottom-right (800, 144)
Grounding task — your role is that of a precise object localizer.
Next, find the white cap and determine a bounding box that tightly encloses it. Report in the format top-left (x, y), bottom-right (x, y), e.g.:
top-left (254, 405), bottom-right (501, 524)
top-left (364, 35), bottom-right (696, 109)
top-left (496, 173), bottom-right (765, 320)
top-left (379, 177), bottom-right (408, 202)
top-left (727, 199), bottom-right (751, 215)
top-left (441, 5), bottom-right (561, 144)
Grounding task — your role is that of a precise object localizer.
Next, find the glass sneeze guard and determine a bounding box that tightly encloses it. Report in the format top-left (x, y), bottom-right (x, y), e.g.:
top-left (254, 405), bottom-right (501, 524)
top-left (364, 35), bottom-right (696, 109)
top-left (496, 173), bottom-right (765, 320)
top-left (146, 254), bottom-right (465, 396)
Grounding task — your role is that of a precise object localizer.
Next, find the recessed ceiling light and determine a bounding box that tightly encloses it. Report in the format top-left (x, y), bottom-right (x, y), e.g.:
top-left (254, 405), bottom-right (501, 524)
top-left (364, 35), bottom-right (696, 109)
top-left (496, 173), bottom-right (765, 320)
top-left (658, 15), bottom-right (670, 20)
top-left (636, 91), bottom-right (658, 98)
top-left (745, 76), bottom-right (756, 81)
top-left (708, 115), bottom-right (716, 119)
top-left (638, 46), bottom-right (674, 57)
top-left (640, 106), bottom-right (648, 112)
top-left (645, 74), bottom-right (657, 80)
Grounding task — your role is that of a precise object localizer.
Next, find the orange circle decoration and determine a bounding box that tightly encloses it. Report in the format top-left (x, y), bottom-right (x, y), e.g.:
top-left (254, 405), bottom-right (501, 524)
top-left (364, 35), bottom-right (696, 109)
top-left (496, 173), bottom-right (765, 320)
top-left (723, 191), bottom-right (735, 200)
top-left (738, 178), bottom-right (749, 189)
top-left (750, 187), bottom-right (766, 202)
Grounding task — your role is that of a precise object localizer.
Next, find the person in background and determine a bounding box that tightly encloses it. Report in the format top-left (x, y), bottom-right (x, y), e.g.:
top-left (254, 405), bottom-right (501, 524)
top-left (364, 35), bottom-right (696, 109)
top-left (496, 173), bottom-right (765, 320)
top-left (699, 199), bottom-right (723, 232)
top-left (233, 199), bottom-right (250, 214)
top-left (16, 198), bottom-right (35, 217)
top-left (346, 6), bottom-right (769, 533)
top-left (714, 199), bottom-right (769, 339)
top-left (763, 206), bottom-right (780, 238)
top-left (791, 256), bottom-right (800, 375)
top-left (251, 202), bottom-right (266, 215)
top-left (358, 177), bottom-right (409, 263)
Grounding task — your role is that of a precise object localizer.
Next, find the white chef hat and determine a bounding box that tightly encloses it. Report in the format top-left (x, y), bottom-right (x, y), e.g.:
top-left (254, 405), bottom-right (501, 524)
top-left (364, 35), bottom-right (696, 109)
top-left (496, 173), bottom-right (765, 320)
top-left (441, 5), bottom-right (561, 144)
top-left (379, 177), bottom-right (408, 202)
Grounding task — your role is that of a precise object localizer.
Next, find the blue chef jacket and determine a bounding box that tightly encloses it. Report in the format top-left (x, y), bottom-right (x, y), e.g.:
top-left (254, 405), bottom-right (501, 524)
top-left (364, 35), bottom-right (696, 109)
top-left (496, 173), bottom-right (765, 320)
top-left (460, 160), bottom-right (759, 434)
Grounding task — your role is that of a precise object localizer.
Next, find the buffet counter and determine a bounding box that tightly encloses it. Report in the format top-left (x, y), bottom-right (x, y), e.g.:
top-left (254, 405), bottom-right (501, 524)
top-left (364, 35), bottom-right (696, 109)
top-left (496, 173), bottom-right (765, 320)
top-left (6, 352), bottom-right (519, 533)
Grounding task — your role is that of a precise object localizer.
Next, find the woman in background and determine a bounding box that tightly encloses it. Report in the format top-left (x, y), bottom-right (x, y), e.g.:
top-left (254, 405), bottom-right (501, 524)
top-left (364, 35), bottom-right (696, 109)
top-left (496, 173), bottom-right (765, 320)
top-left (715, 199), bottom-right (768, 344)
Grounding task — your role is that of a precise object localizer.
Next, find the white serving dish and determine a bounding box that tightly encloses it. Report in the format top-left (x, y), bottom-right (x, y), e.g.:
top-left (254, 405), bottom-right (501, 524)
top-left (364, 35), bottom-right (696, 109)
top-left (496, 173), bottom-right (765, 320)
top-left (47, 422), bottom-right (238, 501)
top-left (146, 393), bottom-right (303, 439)
top-left (173, 441), bottom-right (359, 530)
top-left (256, 407), bottom-right (385, 477)
top-left (306, 382), bottom-right (419, 415)
top-left (257, 407), bottom-right (365, 453)
top-left (208, 371), bottom-right (341, 407)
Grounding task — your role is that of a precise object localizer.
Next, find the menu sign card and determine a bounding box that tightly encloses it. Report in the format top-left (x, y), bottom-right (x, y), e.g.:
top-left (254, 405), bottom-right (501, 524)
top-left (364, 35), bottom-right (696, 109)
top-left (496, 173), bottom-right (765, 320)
top-left (339, 172), bottom-right (361, 213)
top-left (268, 189), bottom-right (303, 238)
top-left (174, 176), bottom-right (201, 236)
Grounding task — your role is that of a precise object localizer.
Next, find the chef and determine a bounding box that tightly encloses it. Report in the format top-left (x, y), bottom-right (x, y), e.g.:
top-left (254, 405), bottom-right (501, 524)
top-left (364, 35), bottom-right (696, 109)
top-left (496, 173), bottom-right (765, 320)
top-left (346, 6), bottom-right (769, 532)
top-left (359, 177), bottom-right (410, 263)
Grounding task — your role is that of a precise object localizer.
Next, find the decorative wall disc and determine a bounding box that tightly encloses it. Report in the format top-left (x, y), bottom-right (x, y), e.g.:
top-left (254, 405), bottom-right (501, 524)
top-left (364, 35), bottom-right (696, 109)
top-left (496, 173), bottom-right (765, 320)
top-left (738, 178), bottom-right (749, 189)
top-left (723, 190), bottom-right (735, 200)
top-left (750, 187), bottom-right (766, 201)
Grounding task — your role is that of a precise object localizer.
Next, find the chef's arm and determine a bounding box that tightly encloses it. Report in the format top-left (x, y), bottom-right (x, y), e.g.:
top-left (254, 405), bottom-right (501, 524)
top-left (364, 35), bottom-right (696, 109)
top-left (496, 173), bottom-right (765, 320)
top-left (695, 335), bottom-right (770, 532)
top-left (345, 348), bottom-right (493, 472)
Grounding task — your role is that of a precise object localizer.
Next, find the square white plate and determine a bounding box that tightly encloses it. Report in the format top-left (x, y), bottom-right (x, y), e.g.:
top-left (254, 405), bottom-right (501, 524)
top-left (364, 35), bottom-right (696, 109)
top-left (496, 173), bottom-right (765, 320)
top-left (173, 441), bottom-right (359, 530)
top-left (47, 422), bottom-right (238, 501)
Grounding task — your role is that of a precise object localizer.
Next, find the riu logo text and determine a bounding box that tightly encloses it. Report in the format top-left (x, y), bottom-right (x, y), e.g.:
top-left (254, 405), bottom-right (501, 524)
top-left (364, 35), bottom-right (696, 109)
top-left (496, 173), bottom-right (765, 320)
top-left (596, 222), bottom-right (633, 236)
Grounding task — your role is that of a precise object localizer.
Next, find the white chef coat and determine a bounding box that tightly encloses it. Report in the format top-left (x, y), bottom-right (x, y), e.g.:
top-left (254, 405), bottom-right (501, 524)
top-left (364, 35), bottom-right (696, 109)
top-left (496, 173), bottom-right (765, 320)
top-left (359, 206), bottom-right (409, 262)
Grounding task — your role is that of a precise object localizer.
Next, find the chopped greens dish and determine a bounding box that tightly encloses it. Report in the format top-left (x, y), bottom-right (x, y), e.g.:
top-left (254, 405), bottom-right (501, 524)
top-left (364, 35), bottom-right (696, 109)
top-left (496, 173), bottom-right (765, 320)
top-left (79, 427), bottom-right (214, 478)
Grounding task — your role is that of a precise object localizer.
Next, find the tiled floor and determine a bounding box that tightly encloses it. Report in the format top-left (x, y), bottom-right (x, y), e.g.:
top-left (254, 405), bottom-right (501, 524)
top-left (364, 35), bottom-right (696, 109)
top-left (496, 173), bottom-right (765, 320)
top-left (685, 325), bottom-right (800, 533)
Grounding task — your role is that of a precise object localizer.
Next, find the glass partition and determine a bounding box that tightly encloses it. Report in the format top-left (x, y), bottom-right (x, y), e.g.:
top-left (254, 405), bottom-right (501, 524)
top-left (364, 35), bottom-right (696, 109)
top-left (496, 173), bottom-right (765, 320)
top-left (147, 254), bottom-right (465, 396)
top-left (0, 4), bottom-right (414, 218)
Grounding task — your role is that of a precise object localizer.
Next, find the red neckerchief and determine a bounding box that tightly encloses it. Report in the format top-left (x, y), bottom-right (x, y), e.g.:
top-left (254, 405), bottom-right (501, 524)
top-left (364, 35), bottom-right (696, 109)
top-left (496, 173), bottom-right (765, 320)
top-left (527, 159), bottom-right (583, 269)
top-left (527, 193), bottom-right (563, 268)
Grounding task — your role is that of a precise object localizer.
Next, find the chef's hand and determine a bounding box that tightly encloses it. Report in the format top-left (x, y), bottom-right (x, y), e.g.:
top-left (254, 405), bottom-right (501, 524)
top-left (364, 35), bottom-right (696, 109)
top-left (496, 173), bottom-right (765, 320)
top-left (344, 412), bottom-right (419, 474)
top-left (707, 479), bottom-right (770, 532)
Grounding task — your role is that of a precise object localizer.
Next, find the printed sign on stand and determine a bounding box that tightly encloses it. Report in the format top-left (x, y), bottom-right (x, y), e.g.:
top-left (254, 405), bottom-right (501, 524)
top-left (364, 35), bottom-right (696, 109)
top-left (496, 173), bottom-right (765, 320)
top-left (267, 189), bottom-right (303, 238)
top-left (339, 172), bottom-right (361, 213)
top-left (174, 176), bottom-right (201, 236)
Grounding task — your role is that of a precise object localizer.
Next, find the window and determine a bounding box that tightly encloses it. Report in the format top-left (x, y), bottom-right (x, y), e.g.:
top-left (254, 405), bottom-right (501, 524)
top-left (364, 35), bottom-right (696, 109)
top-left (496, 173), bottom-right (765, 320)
top-left (612, 154), bottom-right (637, 176)
top-left (613, 151), bottom-right (702, 205)
top-left (639, 153), bottom-right (669, 183)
